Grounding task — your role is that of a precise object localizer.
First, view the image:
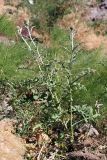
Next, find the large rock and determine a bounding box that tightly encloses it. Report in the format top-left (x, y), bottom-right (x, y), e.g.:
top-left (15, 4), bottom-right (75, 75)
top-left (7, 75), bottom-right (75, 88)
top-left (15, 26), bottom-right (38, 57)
top-left (87, 0), bottom-right (107, 21)
top-left (0, 118), bottom-right (26, 160)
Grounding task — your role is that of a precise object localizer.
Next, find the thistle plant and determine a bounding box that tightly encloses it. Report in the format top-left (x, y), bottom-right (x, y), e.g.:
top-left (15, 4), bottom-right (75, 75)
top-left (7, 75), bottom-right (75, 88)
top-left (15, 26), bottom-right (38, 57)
top-left (17, 22), bottom-right (101, 142)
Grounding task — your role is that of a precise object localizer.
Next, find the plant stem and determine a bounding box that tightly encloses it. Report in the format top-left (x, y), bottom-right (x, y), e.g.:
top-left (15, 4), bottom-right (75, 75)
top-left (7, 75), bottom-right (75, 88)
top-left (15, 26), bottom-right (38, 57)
top-left (70, 88), bottom-right (74, 142)
top-left (69, 27), bottom-right (75, 141)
